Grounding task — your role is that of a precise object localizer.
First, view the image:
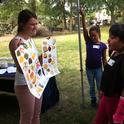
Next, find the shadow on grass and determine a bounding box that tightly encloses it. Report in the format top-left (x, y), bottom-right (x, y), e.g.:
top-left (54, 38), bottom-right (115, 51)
top-left (0, 93), bottom-right (18, 111)
top-left (0, 92), bottom-right (19, 124)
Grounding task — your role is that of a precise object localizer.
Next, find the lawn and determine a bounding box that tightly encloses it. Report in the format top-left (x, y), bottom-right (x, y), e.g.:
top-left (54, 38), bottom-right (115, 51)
top-left (0, 26), bottom-right (110, 124)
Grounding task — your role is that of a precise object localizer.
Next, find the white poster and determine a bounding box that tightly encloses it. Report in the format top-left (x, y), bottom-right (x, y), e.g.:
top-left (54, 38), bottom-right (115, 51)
top-left (15, 39), bottom-right (49, 99)
top-left (42, 38), bottom-right (60, 78)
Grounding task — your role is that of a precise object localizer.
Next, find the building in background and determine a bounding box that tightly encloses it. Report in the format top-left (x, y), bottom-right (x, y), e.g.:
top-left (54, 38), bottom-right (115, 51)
top-left (95, 9), bottom-right (111, 25)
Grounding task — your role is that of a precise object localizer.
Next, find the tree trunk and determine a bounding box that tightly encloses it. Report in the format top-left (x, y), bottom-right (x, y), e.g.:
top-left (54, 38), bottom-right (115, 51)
top-left (110, 10), bottom-right (116, 24)
top-left (30, 0), bottom-right (36, 13)
top-left (62, 0), bottom-right (67, 29)
top-left (63, 12), bottom-right (67, 29)
top-left (69, 1), bottom-right (73, 32)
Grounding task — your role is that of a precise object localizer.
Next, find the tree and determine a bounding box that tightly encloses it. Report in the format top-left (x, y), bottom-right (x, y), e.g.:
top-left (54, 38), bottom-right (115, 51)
top-left (0, 0), bottom-right (42, 35)
top-left (0, 0), bottom-right (27, 35)
top-left (79, 0), bottom-right (124, 24)
top-left (31, 0), bottom-right (36, 12)
top-left (96, 0), bottom-right (124, 24)
top-left (41, 0), bottom-right (71, 29)
top-left (102, 0), bottom-right (123, 24)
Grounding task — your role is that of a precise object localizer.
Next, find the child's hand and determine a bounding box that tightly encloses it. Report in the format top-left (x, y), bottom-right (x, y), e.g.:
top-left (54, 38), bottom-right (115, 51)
top-left (99, 90), bottom-right (103, 99)
top-left (79, 6), bottom-right (85, 16)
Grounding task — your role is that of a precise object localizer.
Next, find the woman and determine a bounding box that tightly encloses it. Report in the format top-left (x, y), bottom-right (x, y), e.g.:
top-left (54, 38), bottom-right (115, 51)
top-left (9, 9), bottom-right (42, 124)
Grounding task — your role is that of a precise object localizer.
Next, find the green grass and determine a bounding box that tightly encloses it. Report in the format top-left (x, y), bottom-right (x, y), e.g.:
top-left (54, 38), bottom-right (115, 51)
top-left (0, 26), bottom-right (109, 124)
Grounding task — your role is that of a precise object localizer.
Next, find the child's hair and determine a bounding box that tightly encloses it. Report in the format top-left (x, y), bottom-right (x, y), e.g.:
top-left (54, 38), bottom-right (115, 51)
top-left (89, 25), bottom-right (101, 39)
top-left (109, 23), bottom-right (124, 42)
top-left (17, 9), bottom-right (37, 33)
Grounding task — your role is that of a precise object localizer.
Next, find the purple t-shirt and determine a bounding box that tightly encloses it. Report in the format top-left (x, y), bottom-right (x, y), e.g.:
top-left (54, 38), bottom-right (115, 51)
top-left (86, 41), bottom-right (107, 69)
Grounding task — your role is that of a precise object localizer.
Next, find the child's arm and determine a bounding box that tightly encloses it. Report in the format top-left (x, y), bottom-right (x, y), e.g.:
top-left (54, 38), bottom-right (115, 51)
top-left (121, 90), bottom-right (124, 96)
top-left (80, 7), bottom-right (90, 42)
top-left (102, 49), bottom-right (107, 67)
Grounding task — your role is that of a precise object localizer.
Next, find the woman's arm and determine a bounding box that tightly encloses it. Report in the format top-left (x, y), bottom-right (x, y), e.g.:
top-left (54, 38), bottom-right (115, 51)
top-left (80, 7), bottom-right (90, 42)
top-left (9, 39), bottom-right (23, 73)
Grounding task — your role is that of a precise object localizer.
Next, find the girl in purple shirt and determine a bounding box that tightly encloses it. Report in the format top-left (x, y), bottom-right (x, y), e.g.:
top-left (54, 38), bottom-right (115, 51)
top-left (80, 7), bottom-right (107, 107)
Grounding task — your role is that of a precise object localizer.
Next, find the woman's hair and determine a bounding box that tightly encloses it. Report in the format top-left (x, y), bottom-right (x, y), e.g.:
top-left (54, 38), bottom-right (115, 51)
top-left (109, 23), bottom-right (124, 42)
top-left (89, 25), bottom-right (101, 39)
top-left (17, 9), bottom-right (37, 33)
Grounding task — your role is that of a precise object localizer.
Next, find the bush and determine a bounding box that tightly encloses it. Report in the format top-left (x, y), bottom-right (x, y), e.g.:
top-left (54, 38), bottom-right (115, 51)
top-left (36, 24), bottom-right (52, 37)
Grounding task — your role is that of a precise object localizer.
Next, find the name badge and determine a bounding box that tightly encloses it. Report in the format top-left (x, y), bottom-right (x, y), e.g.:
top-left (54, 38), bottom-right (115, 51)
top-left (108, 59), bottom-right (115, 66)
top-left (93, 45), bottom-right (100, 49)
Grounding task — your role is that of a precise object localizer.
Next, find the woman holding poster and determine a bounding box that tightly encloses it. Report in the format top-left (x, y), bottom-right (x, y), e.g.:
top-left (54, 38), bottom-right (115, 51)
top-left (9, 9), bottom-right (43, 124)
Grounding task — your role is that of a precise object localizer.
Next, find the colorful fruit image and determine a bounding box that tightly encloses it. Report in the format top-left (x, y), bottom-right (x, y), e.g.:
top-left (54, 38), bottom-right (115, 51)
top-left (17, 50), bottom-right (21, 56)
top-left (32, 74), bottom-right (37, 84)
top-left (28, 69), bottom-right (31, 73)
top-left (38, 69), bottom-right (41, 75)
top-left (48, 58), bottom-right (52, 63)
top-left (36, 61), bottom-right (41, 68)
top-left (43, 63), bottom-right (48, 69)
top-left (47, 68), bottom-right (50, 72)
top-left (32, 53), bottom-right (36, 59)
top-left (29, 58), bottom-right (32, 64)
top-left (19, 56), bottom-right (24, 63)
top-left (23, 43), bottom-right (28, 49)
top-left (31, 65), bottom-right (34, 71)
top-left (43, 53), bottom-right (47, 58)
top-left (23, 62), bottom-right (28, 71)
top-left (24, 53), bottom-right (29, 60)
top-left (26, 73), bottom-right (30, 81)
top-left (43, 46), bottom-right (48, 52)
top-left (30, 71), bottom-right (34, 79)
top-left (48, 46), bottom-right (51, 51)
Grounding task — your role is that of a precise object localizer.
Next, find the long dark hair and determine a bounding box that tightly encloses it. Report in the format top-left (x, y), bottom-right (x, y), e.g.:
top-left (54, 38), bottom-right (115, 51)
top-left (109, 23), bottom-right (124, 42)
top-left (17, 9), bottom-right (37, 33)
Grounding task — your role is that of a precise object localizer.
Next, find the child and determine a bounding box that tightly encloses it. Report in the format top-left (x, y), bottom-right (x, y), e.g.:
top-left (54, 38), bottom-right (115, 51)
top-left (80, 8), bottom-right (107, 107)
top-left (93, 23), bottom-right (124, 124)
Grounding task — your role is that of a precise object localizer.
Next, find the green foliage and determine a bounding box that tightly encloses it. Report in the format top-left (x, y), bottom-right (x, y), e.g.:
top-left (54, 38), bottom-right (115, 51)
top-left (0, 0), bottom-right (124, 34)
top-left (0, 0), bottom-right (28, 35)
top-left (0, 0), bottom-right (27, 22)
